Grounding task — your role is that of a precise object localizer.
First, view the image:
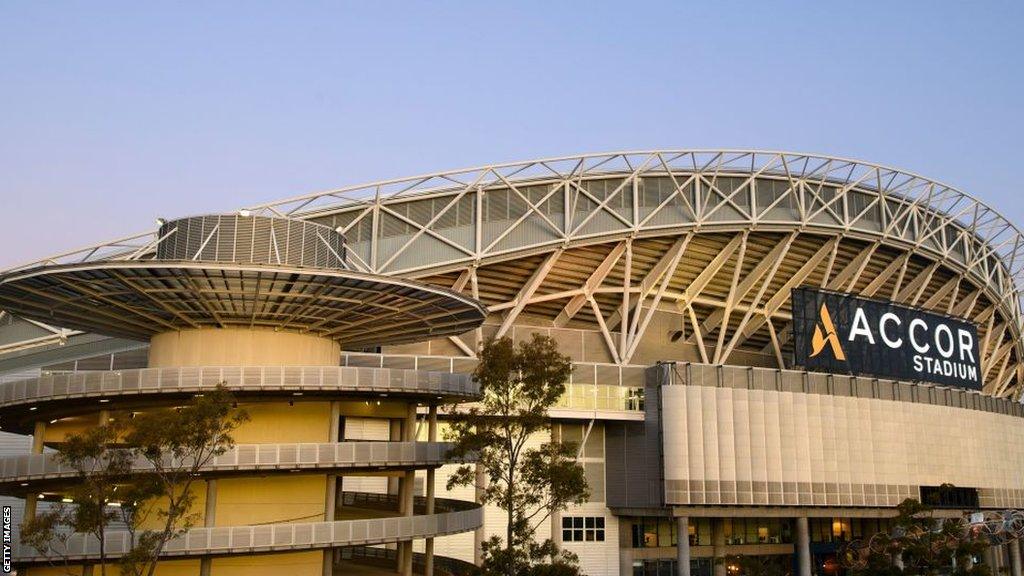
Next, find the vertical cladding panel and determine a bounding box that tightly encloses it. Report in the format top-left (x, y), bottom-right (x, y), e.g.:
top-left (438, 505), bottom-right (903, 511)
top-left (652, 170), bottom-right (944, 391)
top-left (604, 423), bottom-right (627, 507)
top-left (661, 380), bottom-right (1024, 507)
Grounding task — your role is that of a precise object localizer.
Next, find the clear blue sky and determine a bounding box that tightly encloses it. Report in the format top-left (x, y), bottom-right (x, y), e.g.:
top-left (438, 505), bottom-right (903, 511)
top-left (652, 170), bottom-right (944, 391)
top-left (2, 1), bottom-right (1022, 267)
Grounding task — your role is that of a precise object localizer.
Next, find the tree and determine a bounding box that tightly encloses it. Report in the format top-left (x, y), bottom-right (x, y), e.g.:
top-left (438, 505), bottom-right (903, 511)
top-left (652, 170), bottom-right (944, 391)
top-left (20, 385), bottom-right (248, 576)
top-left (446, 334), bottom-right (588, 576)
top-left (843, 498), bottom-right (992, 576)
top-left (21, 421), bottom-right (133, 576)
top-left (118, 385), bottom-right (249, 576)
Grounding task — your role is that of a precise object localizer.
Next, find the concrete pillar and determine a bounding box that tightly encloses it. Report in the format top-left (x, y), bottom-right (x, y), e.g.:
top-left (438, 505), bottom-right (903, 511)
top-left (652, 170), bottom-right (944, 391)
top-left (425, 404), bottom-right (438, 576)
top-left (1010, 538), bottom-right (1022, 576)
top-left (323, 475), bottom-right (337, 576)
top-left (200, 479), bottom-right (217, 576)
top-left (329, 401), bottom-right (341, 442)
top-left (23, 494), bottom-right (37, 523)
top-left (619, 518), bottom-right (634, 576)
top-left (204, 479), bottom-right (218, 526)
top-left (676, 516), bottom-right (691, 576)
top-left (795, 517), bottom-right (811, 576)
top-left (32, 421), bottom-right (45, 454)
top-left (399, 402), bottom-right (417, 576)
top-left (388, 419), bottom-right (402, 496)
top-left (25, 421), bottom-right (45, 523)
top-left (474, 462), bottom-right (486, 565)
top-left (984, 544), bottom-right (999, 571)
top-left (712, 518), bottom-right (726, 576)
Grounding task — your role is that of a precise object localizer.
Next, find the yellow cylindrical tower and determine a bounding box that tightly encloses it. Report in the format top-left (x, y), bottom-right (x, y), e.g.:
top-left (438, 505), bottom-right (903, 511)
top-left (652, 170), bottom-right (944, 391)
top-left (0, 214), bottom-right (488, 576)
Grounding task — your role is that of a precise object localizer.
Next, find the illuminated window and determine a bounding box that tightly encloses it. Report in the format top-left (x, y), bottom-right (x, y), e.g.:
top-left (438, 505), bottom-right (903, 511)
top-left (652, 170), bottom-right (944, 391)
top-left (563, 516), bottom-right (605, 542)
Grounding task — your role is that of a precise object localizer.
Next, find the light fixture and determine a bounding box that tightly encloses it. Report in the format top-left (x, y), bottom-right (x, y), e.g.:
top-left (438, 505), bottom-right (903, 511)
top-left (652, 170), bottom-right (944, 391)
top-left (99, 399), bottom-right (110, 404)
top-left (238, 209), bottom-right (252, 217)
top-left (49, 419), bottom-right (58, 424)
top-left (155, 217), bottom-right (166, 227)
top-left (61, 497), bottom-right (73, 503)
top-left (19, 483), bottom-right (27, 487)
top-left (28, 407), bottom-right (37, 411)
top-left (292, 392), bottom-right (303, 396)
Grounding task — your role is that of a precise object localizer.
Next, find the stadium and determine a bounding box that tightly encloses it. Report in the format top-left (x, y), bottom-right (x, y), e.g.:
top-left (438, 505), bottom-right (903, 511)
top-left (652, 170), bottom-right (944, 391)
top-left (2, 150), bottom-right (1024, 576)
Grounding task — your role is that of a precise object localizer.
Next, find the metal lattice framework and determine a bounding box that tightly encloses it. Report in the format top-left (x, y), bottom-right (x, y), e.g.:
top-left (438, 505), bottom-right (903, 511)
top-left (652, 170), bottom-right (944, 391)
top-left (3, 150), bottom-right (1023, 395)
top-left (842, 509), bottom-right (1024, 570)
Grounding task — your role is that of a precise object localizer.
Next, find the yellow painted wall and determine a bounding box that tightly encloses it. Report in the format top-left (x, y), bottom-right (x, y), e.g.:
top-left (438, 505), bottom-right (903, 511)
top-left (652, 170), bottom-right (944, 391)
top-left (148, 328), bottom-right (340, 368)
top-left (25, 559), bottom-right (200, 576)
top-left (231, 402), bottom-right (330, 443)
top-left (42, 417), bottom-right (98, 443)
top-left (336, 399), bottom-right (410, 419)
top-left (211, 550), bottom-right (323, 576)
top-left (136, 481), bottom-right (208, 530)
top-left (215, 475), bottom-right (325, 526)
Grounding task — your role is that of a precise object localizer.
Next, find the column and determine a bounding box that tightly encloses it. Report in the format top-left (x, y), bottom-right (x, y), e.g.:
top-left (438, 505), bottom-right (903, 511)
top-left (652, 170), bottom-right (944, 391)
top-left (795, 517), bottom-right (811, 576)
top-left (399, 403), bottom-right (417, 576)
top-left (200, 479), bottom-right (217, 576)
top-left (676, 516), bottom-right (691, 576)
top-left (323, 475), bottom-right (337, 576)
top-left (1009, 538), bottom-right (1022, 576)
top-left (619, 518), bottom-right (634, 576)
top-left (324, 400), bottom-right (340, 576)
top-left (474, 462), bottom-right (486, 565)
top-left (984, 544), bottom-right (999, 571)
top-left (388, 419), bottom-right (403, 495)
top-left (425, 403), bottom-right (438, 576)
top-left (712, 518), bottom-right (726, 576)
top-left (25, 421), bottom-right (45, 522)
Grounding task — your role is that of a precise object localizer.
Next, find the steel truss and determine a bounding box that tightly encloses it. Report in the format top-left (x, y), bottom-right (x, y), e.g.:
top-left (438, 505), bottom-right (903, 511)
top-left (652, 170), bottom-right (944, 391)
top-left (3, 150), bottom-right (1023, 396)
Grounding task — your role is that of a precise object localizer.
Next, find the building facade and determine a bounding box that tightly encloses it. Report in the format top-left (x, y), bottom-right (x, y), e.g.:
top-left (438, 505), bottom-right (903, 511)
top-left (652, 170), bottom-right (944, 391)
top-left (2, 150), bottom-right (1024, 576)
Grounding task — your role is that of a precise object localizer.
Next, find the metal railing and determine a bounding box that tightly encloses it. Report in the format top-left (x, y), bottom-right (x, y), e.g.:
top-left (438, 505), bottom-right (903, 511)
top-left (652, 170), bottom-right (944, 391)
top-left (15, 493), bottom-right (482, 562)
top-left (0, 365), bottom-right (479, 410)
top-left (0, 441), bottom-right (460, 485)
top-left (343, 351), bottom-right (647, 412)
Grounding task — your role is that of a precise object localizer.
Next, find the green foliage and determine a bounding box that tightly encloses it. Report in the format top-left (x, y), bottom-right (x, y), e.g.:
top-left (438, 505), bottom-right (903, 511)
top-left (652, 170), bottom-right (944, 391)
top-left (20, 384), bottom-right (248, 576)
top-left (844, 498), bottom-right (992, 576)
top-left (446, 335), bottom-right (588, 576)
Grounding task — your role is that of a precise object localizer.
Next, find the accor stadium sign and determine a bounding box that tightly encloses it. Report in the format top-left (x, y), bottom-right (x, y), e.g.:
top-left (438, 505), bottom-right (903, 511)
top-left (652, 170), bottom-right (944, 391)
top-left (791, 287), bottom-right (982, 390)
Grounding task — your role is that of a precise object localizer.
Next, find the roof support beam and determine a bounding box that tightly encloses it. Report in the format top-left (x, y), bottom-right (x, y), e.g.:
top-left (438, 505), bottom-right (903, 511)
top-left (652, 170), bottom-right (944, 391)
top-left (721, 236), bottom-right (838, 361)
top-left (622, 233), bottom-right (693, 363)
top-left (554, 241), bottom-right (626, 328)
top-left (494, 249), bottom-right (563, 339)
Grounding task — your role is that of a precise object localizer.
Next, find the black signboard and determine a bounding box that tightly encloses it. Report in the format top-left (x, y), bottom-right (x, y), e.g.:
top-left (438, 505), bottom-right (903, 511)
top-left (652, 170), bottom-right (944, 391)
top-left (791, 287), bottom-right (981, 390)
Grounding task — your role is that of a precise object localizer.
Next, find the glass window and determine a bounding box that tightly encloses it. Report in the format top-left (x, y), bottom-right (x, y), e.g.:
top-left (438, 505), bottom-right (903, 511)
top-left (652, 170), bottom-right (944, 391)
top-left (563, 516), bottom-right (605, 542)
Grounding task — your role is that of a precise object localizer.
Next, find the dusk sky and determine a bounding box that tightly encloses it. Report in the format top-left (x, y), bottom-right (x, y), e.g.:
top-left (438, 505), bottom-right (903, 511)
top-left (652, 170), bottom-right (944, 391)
top-left (2, 1), bottom-right (1022, 267)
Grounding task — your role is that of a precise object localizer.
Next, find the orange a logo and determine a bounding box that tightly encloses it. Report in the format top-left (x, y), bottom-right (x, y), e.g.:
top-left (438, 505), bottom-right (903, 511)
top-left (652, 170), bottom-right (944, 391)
top-left (810, 303), bottom-right (846, 360)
